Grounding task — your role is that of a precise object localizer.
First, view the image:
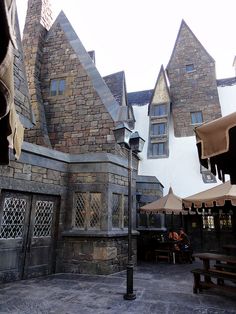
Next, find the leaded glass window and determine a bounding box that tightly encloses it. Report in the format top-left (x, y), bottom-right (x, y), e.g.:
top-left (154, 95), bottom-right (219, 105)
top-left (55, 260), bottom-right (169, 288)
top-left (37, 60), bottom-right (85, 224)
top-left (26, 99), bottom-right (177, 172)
top-left (112, 193), bottom-right (120, 228)
top-left (124, 195), bottom-right (128, 228)
top-left (0, 197), bottom-right (27, 239)
top-left (73, 192), bottom-right (101, 230)
top-left (33, 201), bottom-right (54, 237)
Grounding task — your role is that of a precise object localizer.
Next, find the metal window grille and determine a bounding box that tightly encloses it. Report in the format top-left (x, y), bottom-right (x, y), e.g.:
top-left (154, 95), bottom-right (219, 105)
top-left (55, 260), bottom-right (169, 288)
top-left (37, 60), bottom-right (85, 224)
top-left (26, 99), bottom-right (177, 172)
top-left (33, 201), bottom-right (54, 237)
top-left (0, 197), bottom-right (27, 239)
top-left (89, 193), bottom-right (101, 229)
top-left (124, 195), bottom-right (128, 228)
top-left (74, 192), bottom-right (101, 230)
top-left (112, 193), bottom-right (120, 228)
top-left (74, 193), bottom-right (86, 228)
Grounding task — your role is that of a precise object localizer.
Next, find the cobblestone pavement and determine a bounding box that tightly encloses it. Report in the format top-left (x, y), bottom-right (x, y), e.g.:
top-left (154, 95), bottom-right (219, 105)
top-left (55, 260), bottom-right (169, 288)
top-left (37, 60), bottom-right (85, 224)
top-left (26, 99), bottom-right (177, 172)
top-left (0, 261), bottom-right (236, 314)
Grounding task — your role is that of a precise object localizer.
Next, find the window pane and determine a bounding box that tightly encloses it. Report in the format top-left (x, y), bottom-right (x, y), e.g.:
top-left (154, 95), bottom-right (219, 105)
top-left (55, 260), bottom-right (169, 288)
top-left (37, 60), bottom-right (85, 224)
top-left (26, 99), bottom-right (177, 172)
top-left (152, 123), bottom-right (166, 135)
top-left (58, 79), bottom-right (65, 95)
top-left (74, 193), bottom-right (86, 228)
top-left (186, 64), bottom-right (194, 72)
top-left (153, 104), bottom-right (166, 116)
top-left (50, 80), bottom-right (57, 96)
top-left (202, 215), bottom-right (215, 230)
top-left (112, 193), bottom-right (120, 228)
top-left (191, 111), bottom-right (203, 124)
top-left (124, 195), bottom-right (128, 228)
top-left (89, 193), bottom-right (101, 229)
top-left (152, 143), bottom-right (165, 156)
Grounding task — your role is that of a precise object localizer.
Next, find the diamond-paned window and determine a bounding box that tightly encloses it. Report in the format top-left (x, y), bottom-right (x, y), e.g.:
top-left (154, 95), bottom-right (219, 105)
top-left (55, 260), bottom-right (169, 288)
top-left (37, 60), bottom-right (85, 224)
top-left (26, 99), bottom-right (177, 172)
top-left (33, 201), bottom-right (54, 237)
top-left (124, 195), bottom-right (128, 228)
top-left (74, 193), bottom-right (86, 228)
top-left (0, 197), bottom-right (27, 239)
top-left (90, 193), bottom-right (101, 229)
top-left (73, 192), bottom-right (101, 230)
top-left (112, 193), bottom-right (120, 228)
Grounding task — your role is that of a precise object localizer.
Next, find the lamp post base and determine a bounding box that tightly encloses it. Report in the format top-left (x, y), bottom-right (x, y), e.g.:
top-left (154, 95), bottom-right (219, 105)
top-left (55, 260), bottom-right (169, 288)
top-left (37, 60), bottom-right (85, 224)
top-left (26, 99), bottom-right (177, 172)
top-left (124, 293), bottom-right (136, 300)
top-left (123, 263), bottom-right (136, 300)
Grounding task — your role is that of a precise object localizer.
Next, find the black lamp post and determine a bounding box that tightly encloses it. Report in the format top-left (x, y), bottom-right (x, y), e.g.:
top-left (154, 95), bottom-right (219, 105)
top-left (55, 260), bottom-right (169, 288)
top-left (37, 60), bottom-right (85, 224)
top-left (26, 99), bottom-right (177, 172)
top-left (113, 123), bottom-right (145, 301)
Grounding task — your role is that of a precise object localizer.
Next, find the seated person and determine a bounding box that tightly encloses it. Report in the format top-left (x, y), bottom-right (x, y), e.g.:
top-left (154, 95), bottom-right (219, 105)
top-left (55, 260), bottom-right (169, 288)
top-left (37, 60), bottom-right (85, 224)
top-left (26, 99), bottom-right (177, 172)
top-left (178, 228), bottom-right (193, 263)
top-left (168, 229), bottom-right (180, 251)
top-left (168, 229), bottom-right (179, 240)
top-left (178, 228), bottom-right (190, 250)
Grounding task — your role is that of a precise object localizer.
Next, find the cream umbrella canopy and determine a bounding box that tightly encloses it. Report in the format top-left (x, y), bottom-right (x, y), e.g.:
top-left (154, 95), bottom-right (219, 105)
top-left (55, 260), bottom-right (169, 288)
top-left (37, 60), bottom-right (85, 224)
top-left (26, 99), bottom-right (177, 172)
top-left (140, 187), bottom-right (185, 215)
top-left (183, 181), bottom-right (236, 210)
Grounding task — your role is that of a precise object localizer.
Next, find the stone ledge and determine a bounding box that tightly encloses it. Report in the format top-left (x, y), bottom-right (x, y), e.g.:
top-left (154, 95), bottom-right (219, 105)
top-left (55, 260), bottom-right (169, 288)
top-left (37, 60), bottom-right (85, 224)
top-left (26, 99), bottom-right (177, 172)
top-left (62, 230), bottom-right (140, 238)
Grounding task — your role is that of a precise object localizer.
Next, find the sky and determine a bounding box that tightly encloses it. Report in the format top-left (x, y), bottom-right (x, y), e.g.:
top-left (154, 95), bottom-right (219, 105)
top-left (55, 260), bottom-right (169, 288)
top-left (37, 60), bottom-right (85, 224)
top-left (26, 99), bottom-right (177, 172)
top-left (16, 0), bottom-right (236, 92)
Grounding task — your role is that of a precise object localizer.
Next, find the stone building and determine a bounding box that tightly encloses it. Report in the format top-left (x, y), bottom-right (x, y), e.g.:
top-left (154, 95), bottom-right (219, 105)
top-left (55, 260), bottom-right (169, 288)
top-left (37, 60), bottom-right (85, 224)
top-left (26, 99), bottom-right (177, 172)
top-left (133, 19), bottom-right (236, 198)
top-left (0, 1), bottom-right (235, 282)
top-left (132, 20), bottom-right (236, 252)
top-left (0, 0), bottom-right (163, 283)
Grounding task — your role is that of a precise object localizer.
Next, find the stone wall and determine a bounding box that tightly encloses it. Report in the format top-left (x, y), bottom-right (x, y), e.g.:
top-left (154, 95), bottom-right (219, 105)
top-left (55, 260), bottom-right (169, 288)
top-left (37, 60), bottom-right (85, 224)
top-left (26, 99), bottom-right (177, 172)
top-left (58, 236), bottom-right (137, 275)
top-left (40, 22), bottom-right (117, 154)
top-left (22, 0), bottom-right (52, 147)
top-left (167, 21), bottom-right (221, 137)
top-left (0, 143), bottom-right (141, 280)
top-left (14, 13), bottom-right (33, 128)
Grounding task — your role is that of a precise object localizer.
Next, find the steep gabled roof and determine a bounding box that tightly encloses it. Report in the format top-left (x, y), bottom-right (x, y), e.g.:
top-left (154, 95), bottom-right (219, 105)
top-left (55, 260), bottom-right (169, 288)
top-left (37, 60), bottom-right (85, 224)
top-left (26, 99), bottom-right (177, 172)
top-left (103, 71), bottom-right (135, 124)
top-left (127, 89), bottom-right (153, 106)
top-left (217, 77), bottom-right (236, 87)
top-left (47, 11), bottom-right (120, 122)
top-left (166, 19), bottom-right (215, 70)
top-left (103, 71), bottom-right (125, 106)
top-left (148, 65), bottom-right (170, 115)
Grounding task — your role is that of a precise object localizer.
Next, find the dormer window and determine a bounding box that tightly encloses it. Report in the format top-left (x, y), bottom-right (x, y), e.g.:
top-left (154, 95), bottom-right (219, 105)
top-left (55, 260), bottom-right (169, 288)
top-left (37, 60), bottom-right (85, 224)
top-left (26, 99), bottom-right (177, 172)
top-left (152, 104), bottom-right (167, 116)
top-left (186, 64), bottom-right (194, 73)
top-left (151, 123), bottom-right (166, 136)
top-left (50, 79), bottom-right (66, 96)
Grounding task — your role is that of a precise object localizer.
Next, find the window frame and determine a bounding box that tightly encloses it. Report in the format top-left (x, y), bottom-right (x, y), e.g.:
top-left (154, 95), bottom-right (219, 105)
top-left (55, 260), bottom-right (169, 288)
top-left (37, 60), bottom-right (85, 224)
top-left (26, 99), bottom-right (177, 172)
top-left (50, 78), bottom-right (66, 97)
top-left (151, 122), bottom-right (166, 136)
top-left (191, 111), bottom-right (203, 125)
top-left (111, 193), bottom-right (128, 229)
top-left (73, 191), bottom-right (102, 230)
top-left (186, 64), bottom-right (195, 73)
top-left (152, 104), bottom-right (167, 117)
top-left (151, 142), bottom-right (166, 156)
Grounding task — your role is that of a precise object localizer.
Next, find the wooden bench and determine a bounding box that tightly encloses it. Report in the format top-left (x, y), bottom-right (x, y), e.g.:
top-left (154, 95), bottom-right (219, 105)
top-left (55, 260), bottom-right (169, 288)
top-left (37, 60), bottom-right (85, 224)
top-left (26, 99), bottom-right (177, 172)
top-left (191, 268), bottom-right (236, 294)
top-left (214, 262), bottom-right (236, 273)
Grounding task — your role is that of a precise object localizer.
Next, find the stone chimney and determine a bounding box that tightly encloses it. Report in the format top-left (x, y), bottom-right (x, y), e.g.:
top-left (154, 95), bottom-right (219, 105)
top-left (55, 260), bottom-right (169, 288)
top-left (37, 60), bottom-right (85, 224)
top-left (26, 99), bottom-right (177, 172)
top-left (22, 0), bottom-right (52, 147)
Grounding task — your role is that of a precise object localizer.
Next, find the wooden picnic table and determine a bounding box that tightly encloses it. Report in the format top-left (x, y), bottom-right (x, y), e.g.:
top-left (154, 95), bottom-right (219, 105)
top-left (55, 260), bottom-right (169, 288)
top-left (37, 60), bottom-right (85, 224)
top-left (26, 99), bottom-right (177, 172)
top-left (193, 252), bottom-right (236, 271)
top-left (191, 252), bottom-right (236, 293)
